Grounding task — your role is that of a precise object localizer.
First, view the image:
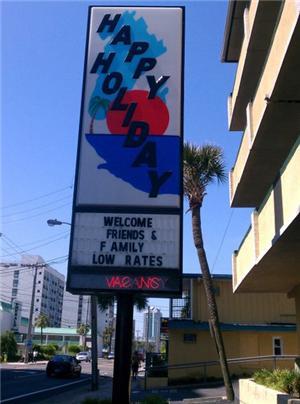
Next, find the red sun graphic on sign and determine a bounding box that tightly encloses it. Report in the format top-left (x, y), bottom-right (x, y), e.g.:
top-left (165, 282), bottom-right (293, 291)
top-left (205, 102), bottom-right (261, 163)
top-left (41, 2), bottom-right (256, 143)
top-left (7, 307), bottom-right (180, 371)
top-left (106, 90), bottom-right (169, 135)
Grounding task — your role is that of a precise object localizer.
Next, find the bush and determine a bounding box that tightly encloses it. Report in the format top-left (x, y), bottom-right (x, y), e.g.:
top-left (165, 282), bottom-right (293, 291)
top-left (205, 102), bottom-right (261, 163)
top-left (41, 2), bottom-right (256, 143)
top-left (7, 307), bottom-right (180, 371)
top-left (68, 344), bottom-right (82, 355)
top-left (0, 331), bottom-right (18, 361)
top-left (40, 344), bottom-right (57, 358)
top-left (253, 368), bottom-right (300, 396)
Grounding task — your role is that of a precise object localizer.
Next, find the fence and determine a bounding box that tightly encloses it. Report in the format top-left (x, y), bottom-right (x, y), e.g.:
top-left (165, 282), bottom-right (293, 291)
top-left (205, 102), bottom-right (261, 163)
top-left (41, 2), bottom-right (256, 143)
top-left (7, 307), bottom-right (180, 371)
top-left (144, 354), bottom-right (300, 388)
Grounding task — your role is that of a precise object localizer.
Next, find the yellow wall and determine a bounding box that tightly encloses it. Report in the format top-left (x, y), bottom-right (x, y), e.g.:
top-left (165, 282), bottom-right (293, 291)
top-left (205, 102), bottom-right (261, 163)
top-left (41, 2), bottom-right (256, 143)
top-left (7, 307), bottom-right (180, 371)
top-left (280, 142), bottom-right (300, 225)
top-left (192, 279), bottom-right (295, 324)
top-left (252, 0), bottom-right (299, 137)
top-left (168, 328), bottom-right (297, 381)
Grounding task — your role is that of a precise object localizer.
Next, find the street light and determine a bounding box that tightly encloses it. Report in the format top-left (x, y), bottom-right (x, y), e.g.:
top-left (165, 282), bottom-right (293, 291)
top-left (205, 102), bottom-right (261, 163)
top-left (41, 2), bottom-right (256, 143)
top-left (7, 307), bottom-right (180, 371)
top-left (47, 217), bottom-right (99, 390)
top-left (47, 219), bottom-right (71, 226)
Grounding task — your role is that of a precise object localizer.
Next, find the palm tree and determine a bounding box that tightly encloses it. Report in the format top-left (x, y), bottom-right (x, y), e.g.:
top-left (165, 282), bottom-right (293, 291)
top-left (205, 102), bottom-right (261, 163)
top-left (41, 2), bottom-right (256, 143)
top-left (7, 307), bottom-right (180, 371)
top-left (97, 294), bottom-right (148, 312)
top-left (34, 313), bottom-right (49, 345)
top-left (88, 96), bottom-right (110, 133)
top-left (183, 142), bottom-right (234, 401)
top-left (102, 324), bottom-right (115, 353)
top-left (77, 323), bottom-right (90, 350)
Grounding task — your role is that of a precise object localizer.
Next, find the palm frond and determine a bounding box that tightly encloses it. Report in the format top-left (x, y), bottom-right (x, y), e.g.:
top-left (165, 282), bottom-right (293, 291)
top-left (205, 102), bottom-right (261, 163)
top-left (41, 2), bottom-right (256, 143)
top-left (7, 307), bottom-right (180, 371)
top-left (183, 142), bottom-right (226, 207)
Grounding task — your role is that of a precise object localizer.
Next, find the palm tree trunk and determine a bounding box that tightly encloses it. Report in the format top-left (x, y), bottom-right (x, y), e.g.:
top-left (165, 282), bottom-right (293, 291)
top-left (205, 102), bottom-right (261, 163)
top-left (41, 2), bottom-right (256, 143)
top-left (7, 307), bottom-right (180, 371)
top-left (191, 206), bottom-right (234, 401)
top-left (89, 115), bottom-right (95, 134)
top-left (41, 328), bottom-right (43, 345)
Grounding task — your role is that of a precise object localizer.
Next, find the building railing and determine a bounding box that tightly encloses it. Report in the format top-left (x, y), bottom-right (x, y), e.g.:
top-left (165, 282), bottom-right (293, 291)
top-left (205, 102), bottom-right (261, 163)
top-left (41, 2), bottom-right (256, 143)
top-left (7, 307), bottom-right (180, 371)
top-left (145, 354), bottom-right (300, 387)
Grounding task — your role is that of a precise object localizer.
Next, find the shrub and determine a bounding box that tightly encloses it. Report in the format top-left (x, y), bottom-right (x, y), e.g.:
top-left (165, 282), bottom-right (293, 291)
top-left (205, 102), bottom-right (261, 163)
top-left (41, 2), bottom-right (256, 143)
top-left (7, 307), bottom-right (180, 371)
top-left (68, 344), bottom-right (82, 355)
top-left (0, 331), bottom-right (18, 361)
top-left (293, 374), bottom-right (300, 397)
top-left (253, 368), bottom-right (299, 396)
top-left (40, 344), bottom-right (57, 358)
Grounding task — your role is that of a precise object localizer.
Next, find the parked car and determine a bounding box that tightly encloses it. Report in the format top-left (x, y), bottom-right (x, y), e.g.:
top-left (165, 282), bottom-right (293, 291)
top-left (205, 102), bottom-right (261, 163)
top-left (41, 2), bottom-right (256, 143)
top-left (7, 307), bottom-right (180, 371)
top-left (46, 355), bottom-right (81, 378)
top-left (76, 351), bottom-right (91, 362)
top-left (107, 352), bottom-right (114, 359)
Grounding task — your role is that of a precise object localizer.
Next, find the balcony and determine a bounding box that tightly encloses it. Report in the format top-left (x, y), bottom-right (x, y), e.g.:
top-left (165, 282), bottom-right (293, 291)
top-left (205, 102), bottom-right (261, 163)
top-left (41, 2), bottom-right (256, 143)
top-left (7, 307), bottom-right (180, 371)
top-left (233, 138), bottom-right (300, 293)
top-left (228, 0), bottom-right (283, 131)
top-left (230, 0), bottom-right (300, 207)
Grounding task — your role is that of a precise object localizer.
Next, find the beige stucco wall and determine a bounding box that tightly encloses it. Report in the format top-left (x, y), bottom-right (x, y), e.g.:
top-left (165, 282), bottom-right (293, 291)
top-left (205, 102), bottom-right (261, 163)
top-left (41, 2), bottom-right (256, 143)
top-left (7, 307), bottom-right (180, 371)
top-left (168, 328), bottom-right (296, 381)
top-left (252, 0), bottom-right (299, 137)
top-left (257, 192), bottom-right (275, 257)
top-left (234, 227), bottom-right (255, 287)
top-left (192, 279), bottom-right (295, 324)
top-left (234, 138), bottom-right (300, 288)
top-left (280, 142), bottom-right (300, 225)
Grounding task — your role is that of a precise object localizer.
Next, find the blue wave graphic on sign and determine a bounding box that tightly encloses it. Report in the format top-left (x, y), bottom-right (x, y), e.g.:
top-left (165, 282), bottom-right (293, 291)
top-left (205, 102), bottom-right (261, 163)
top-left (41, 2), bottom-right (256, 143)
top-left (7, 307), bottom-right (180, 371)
top-left (86, 134), bottom-right (179, 196)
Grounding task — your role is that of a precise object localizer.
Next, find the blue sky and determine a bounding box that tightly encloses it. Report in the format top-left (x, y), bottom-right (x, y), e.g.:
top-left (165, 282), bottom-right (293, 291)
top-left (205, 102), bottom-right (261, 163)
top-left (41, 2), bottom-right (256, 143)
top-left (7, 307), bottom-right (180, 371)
top-left (1, 1), bottom-right (251, 329)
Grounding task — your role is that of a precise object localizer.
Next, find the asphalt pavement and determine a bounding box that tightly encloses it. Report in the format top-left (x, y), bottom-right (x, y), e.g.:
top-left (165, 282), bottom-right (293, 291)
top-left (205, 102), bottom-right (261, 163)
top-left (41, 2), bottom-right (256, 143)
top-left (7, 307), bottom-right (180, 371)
top-left (35, 376), bottom-right (239, 403)
top-left (1, 361), bottom-right (239, 403)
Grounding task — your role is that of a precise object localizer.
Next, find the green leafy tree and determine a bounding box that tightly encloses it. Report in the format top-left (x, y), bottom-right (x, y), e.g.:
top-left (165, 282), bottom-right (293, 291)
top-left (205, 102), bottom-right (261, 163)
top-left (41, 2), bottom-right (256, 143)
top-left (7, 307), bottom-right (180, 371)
top-left (34, 313), bottom-right (49, 344)
top-left (183, 142), bottom-right (234, 401)
top-left (0, 331), bottom-right (17, 361)
top-left (88, 96), bottom-right (110, 134)
top-left (77, 323), bottom-right (90, 350)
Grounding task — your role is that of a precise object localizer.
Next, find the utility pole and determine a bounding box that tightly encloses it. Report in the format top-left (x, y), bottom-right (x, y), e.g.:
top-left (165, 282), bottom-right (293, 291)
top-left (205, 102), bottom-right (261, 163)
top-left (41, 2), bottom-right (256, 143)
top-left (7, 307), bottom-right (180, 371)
top-left (24, 264), bottom-right (39, 363)
top-left (146, 305), bottom-right (151, 352)
top-left (91, 295), bottom-right (99, 390)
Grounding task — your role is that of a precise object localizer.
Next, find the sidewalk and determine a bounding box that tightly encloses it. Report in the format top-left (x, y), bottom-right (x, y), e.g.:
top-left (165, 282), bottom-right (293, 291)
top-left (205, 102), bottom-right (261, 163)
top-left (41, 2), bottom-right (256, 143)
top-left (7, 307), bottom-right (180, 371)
top-left (36, 377), bottom-right (239, 403)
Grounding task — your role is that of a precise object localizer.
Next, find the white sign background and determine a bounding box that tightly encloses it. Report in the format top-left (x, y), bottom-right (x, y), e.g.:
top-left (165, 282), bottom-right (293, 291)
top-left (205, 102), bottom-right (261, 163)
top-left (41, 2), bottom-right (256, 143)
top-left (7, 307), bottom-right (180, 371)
top-left (75, 7), bottom-right (183, 208)
top-left (71, 212), bottom-right (180, 268)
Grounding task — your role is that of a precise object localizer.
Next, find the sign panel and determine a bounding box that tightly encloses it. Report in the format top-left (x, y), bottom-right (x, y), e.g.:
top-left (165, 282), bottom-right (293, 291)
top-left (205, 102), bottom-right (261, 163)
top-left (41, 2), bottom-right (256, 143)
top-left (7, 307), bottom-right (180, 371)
top-left (71, 212), bottom-right (180, 268)
top-left (75, 7), bottom-right (183, 208)
top-left (67, 6), bottom-right (184, 295)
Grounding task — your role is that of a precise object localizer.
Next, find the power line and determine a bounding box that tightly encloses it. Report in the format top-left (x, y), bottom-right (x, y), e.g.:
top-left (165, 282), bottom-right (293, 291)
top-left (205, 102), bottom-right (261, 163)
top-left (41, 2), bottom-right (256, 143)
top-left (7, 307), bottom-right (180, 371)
top-left (0, 234), bottom-right (70, 258)
top-left (211, 209), bottom-right (235, 273)
top-left (6, 230), bottom-right (70, 249)
top-left (2, 185), bottom-right (73, 209)
top-left (3, 202), bottom-right (71, 224)
top-left (1, 195), bottom-right (72, 218)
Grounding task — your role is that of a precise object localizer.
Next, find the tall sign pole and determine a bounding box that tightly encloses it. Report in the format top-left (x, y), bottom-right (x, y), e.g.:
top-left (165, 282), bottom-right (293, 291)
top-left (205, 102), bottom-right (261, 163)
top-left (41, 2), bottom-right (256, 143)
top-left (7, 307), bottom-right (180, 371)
top-left (67, 7), bottom-right (184, 402)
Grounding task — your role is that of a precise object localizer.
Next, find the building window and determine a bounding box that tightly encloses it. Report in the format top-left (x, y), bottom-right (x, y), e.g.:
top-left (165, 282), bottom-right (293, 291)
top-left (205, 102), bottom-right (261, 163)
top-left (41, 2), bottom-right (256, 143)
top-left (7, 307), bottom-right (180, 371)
top-left (183, 333), bottom-right (197, 343)
top-left (12, 288), bottom-right (18, 297)
top-left (273, 337), bottom-right (282, 356)
top-left (13, 270), bottom-right (19, 278)
top-left (13, 280), bottom-right (18, 287)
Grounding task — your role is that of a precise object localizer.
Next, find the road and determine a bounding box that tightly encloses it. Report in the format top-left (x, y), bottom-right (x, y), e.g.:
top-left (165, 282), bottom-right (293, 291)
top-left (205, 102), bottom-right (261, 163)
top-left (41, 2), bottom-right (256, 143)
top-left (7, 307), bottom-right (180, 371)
top-left (1, 359), bottom-right (114, 403)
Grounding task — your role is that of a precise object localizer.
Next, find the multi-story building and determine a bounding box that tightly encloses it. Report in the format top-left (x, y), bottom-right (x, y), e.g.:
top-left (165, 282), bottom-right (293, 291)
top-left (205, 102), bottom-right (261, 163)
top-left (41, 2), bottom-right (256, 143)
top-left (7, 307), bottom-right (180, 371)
top-left (168, 274), bottom-right (296, 383)
top-left (61, 290), bottom-right (91, 328)
top-left (221, 0), bottom-right (300, 347)
top-left (61, 290), bottom-right (115, 355)
top-left (0, 255), bottom-right (65, 327)
top-left (143, 306), bottom-right (162, 352)
top-left (0, 300), bottom-right (29, 343)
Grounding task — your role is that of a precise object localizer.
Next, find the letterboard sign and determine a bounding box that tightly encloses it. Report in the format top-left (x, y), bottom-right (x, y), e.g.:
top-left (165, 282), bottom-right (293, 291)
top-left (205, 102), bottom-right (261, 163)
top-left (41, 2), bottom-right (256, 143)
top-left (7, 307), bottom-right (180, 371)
top-left (67, 6), bottom-right (184, 296)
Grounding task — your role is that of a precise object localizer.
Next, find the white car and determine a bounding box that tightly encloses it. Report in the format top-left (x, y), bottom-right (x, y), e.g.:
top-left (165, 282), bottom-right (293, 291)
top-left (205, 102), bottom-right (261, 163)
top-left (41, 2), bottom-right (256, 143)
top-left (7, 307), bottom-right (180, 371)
top-left (76, 351), bottom-right (91, 362)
